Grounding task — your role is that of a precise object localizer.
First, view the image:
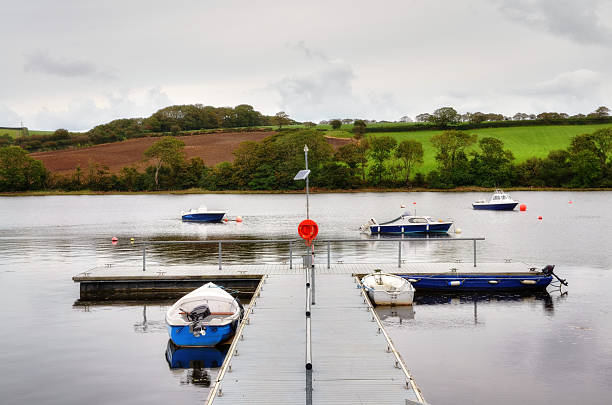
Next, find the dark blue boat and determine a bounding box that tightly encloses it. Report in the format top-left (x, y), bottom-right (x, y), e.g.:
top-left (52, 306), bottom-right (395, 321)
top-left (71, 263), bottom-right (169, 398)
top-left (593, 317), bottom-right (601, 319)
top-left (401, 273), bottom-right (552, 291)
top-left (472, 189), bottom-right (519, 210)
top-left (400, 265), bottom-right (566, 292)
top-left (362, 214), bottom-right (453, 235)
top-left (181, 205), bottom-right (226, 222)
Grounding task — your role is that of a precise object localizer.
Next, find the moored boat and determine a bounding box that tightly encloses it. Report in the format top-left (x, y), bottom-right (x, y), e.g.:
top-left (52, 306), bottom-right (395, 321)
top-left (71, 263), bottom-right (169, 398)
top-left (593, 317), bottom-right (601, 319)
top-left (472, 189), bottom-right (518, 210)
top-left (181, 205), bottom-right (226, 222)
top-left (361, 212), bottom-right (453, 235)
top-left (401, 265), bottom-right (566, 292)
top-left (165, 283), bottom-right (243, 347)
top-left (361, 271), bottom-right (415, 305)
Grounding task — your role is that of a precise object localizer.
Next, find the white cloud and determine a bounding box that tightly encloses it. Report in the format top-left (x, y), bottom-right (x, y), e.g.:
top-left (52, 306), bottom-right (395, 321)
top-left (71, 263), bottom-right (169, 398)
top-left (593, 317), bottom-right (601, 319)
top-left (25, 87), bottom-right (172, 131)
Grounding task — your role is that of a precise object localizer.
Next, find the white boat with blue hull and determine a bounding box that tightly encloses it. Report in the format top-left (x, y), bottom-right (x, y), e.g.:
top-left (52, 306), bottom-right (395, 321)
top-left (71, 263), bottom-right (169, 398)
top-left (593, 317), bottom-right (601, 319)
top-left (181, 205), bottom-right (226, 222)
top-left (361, 212), bottom-right (453, 235)
top-left (472, 189), bottom-right (519, 210)
top-left (165, 283), bottom-right (243, 347)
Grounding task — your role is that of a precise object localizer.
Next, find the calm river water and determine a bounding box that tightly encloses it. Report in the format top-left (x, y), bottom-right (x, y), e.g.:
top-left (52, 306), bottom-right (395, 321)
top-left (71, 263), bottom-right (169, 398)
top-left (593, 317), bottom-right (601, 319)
top-left (0, 192), bottom-right (611, 404)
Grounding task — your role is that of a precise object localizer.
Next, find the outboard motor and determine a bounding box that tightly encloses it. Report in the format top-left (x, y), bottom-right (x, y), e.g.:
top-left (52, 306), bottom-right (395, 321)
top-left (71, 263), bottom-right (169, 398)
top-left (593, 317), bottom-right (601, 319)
top-left (542, 264), bottom-right (568, 286)
top-left (187, 304), bottom-right (211, 336)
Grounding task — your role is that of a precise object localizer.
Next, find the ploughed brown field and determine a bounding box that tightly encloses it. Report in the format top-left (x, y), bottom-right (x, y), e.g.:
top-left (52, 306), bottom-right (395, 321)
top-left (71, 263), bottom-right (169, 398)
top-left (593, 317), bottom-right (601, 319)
top-left (30, 131), bottom-right (353, 175)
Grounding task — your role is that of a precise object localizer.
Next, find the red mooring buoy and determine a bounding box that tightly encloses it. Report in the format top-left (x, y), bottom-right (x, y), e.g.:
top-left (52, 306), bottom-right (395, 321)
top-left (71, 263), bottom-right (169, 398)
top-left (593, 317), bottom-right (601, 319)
top-left (111, 237), bottom-right (118, 245)
top-left (538, 216), bottom-right (543, 220)
top-left (569, 200), bottom-right (573, 204)
top-left (519, 204), bottom-right (527, 211)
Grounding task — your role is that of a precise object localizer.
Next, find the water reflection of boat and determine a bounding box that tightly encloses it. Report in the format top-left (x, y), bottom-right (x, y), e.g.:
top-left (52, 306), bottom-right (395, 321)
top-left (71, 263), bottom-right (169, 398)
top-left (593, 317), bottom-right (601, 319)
top-left (181, 205), bottom-right (226, 222)
top-left (166, 283), bottom-right (243, 347)
top-left (377, 306), bottom-right (415, 323)
top-left (362, 271), bottom-right (415, 305)
top-left (165, 340), bottom-right (228, 369)
top-left (472, 189), bottom-right (518, 210)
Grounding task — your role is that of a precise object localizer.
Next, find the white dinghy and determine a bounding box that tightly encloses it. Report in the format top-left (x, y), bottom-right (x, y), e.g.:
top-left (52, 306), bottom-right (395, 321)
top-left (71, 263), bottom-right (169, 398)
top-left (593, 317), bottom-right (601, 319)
top-left (361, 270), bottom-right (415, 306)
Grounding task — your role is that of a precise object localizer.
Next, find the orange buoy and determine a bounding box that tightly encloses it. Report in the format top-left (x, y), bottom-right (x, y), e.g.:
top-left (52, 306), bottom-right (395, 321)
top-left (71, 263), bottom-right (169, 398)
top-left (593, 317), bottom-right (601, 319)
top-left (236, 216), bottom-right (243, 223)
top-left (519, 204), bottom-right (527, 211)
top-left (111, 236), bottom-right (118, 245)
top-left (538, 216), bottom-right (542, 220)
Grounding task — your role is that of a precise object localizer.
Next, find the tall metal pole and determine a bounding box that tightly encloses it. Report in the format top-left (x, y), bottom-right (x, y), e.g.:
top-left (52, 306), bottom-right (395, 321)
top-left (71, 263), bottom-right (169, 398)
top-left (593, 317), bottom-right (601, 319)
top-left (304, 145), bottom-right (309, 219)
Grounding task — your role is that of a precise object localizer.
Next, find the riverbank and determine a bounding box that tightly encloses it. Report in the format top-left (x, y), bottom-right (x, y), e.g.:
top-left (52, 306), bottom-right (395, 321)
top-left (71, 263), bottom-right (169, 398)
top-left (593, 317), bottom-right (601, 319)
top-left (2, 186), bottom-right (611, 197)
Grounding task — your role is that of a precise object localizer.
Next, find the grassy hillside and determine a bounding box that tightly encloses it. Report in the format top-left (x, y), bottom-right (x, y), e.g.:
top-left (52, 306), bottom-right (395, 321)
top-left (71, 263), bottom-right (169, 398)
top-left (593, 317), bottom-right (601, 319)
top-left (0, 128), bottom-right (54, 138)
top-left (329, 123), bottom-right (612, 173)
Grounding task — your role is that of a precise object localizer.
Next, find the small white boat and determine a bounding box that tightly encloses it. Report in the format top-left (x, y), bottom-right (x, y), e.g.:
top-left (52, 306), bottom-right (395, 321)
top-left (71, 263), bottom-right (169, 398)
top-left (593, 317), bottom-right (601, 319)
top-left (360, 212), bottom-right (453, 235)
top-left (166, 283), bottom-right (243, 347)
top-left (472, 189), bottom-right (518, 210)
top-left (361, 271), bottom-right (415, 306)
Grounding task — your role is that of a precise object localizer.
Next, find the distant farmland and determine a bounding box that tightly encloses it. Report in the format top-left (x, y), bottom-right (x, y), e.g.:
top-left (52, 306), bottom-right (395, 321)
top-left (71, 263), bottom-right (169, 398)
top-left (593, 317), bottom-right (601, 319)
top-left (330, 123), bottom-right (612, 173)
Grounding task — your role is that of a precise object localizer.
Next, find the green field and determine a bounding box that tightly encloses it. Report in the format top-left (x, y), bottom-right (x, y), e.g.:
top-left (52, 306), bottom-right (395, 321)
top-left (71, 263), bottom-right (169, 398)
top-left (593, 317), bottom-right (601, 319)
top-left (328, 124), bottom-right (612, 173)
top-left (0, 128), bottom-right (54, 138)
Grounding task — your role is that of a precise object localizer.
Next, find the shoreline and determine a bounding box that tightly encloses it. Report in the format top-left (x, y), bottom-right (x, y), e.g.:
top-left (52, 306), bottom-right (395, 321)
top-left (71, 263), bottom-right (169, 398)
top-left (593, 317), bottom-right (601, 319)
top-left (1, 186), bottom-right (611, 197)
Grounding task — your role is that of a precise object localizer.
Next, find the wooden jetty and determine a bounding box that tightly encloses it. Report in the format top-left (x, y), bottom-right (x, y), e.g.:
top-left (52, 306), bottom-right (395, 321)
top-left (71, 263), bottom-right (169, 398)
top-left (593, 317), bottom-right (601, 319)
top-left (72, 238), bottom-right (541, 404)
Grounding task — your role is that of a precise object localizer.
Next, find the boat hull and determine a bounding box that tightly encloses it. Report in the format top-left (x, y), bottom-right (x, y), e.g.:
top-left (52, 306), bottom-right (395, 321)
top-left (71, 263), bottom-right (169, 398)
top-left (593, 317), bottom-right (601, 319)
top-left (181, 212), bottom-right (225, 222)
top-left (472, 202), bottom-right (518, 210)
top-left (367, 289), bottom-right (414, 306)
top-left (401, 274), bottom-right (552, 291)
top-left (167, 320), bottom-right (238, 347)
top-left (370, 222), bottom-right (452, 234)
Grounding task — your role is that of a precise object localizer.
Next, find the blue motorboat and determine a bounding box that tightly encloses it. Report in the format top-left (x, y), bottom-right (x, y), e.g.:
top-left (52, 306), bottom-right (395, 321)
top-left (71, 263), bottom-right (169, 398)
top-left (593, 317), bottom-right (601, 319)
top-left (472, 189), bottom-right (519, 210)
top-left (181, 205), bottom-right (226, 222)
top-left (361, 212), bottom-right (453, 235)
top-left (400, 265), bottom-right (566, 292)
top-left (165, 283), bottom-right (243, 347)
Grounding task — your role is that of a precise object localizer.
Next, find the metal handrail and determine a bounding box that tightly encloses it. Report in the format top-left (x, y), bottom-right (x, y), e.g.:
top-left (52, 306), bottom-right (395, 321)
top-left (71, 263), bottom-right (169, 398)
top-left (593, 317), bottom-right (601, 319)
top-left (140, 237), bottom-right (486, 271)
top-left (205, 275), bottom-right (266, 405)
top-left (356, 275), bottom-right (426, 403)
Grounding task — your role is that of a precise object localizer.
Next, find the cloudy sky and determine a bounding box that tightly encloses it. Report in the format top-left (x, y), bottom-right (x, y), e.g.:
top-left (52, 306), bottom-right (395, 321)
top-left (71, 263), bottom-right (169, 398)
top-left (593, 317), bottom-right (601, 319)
top-left (1, 0), bottom-right (611, 131)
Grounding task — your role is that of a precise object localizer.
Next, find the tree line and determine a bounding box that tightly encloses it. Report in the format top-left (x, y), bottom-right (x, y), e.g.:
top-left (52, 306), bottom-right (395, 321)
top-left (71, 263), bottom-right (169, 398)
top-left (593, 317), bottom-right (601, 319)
top-left (1, 128), bottom-right (610, 193)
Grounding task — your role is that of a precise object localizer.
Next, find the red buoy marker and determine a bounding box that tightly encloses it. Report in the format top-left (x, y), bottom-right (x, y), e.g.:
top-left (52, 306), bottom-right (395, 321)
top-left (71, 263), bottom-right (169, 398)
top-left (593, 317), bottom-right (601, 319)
top-left (538, 216), bottom-right (543, 220)
top-left (111, 236), bottom-right (118, 245)
top-left (519, 204), bottom-right (527, 211)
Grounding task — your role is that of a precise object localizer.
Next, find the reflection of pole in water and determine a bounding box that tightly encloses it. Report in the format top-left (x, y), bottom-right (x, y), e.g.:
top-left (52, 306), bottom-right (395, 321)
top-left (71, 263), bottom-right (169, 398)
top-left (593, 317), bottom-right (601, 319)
top-left (134, 305), bottom-right (148, 333)
top-left (473, 297), bottom-right (478, 325)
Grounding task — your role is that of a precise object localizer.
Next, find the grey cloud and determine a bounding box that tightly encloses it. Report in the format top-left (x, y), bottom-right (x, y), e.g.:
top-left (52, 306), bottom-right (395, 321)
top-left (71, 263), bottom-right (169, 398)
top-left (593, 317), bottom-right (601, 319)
top-left (287, 41), bottom-right (329, 62)
top-left (23, 51), bottom-right (118, 80)
top-left (268, 62), bottom-right (402, 121)
top-left (497, 0), bottom-right (612, 46)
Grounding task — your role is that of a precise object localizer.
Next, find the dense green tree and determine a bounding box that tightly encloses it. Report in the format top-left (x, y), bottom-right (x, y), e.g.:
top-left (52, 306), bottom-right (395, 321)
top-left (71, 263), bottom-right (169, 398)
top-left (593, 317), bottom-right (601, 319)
top-left (273, 111), bottom-right (291, 129)
top-left (470, 137), bottom-right (516, 187)
top-left (430, 130), bottom-right (477, 173)
top-left (352, 120), bottom-right (366, 139)
top-left (330, 119), bottom-right (342, 129)
top-left (144, 137), bottom-right (186, 189)
top-left (395, 140), bottom-right (424, 185)
top-left (368, 136), bottom-right (397, 184)
top-left (429, 107), bottom-right (460, 125)
top-left (0, 146), bottom-right (47, 191)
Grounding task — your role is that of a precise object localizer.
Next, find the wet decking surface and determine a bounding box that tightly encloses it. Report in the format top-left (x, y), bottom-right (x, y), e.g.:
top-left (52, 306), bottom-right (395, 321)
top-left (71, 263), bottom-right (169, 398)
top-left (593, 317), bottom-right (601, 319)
top-left (208, 273), bottom-right (424, 404)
